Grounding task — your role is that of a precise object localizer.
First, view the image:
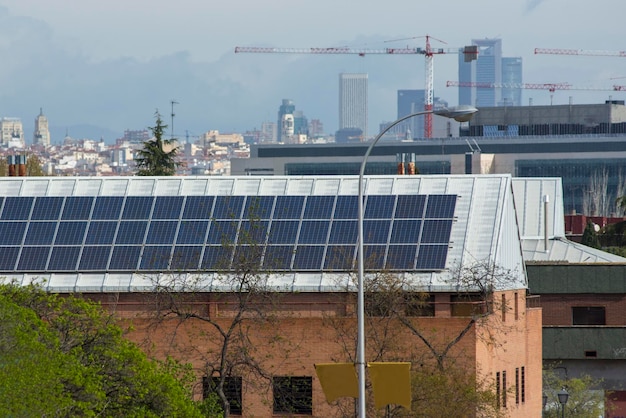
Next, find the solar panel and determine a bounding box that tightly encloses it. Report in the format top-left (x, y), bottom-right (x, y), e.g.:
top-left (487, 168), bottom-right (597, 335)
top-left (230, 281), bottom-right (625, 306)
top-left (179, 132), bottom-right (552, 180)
top-left (0, 193), bottom-right (456, 274)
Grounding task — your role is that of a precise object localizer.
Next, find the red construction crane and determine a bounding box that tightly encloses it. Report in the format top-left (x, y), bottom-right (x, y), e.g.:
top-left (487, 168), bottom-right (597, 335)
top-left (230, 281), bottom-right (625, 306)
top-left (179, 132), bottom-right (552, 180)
top-left (534, 48), bottom-right (626, 57)
top-left (235, 36), bottom-right (478, 138)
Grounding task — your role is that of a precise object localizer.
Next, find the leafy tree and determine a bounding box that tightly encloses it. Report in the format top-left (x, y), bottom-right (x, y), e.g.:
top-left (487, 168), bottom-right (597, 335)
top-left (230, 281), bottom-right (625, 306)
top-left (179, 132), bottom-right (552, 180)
top-left (581, 221), bottom-right (601, 249)
top-left (26, 154), bottom-right (46, 176)
top-left (542, 366), bottom-right (609, 418)
top-left (0, 283), bottom-right (203, 417)
top-left (135, 110), bottom-right (181, 176)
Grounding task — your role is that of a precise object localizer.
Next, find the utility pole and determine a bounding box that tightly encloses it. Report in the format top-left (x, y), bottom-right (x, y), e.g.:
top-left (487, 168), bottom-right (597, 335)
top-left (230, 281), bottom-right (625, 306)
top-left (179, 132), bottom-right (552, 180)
top-left (170, 100), bottom-right (178, 140)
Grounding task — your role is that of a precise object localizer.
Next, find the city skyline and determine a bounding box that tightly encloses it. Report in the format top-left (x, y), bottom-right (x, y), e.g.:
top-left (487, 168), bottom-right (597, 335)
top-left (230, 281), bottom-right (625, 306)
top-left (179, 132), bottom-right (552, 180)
top-left (0, 1), bottom-right (624, 142)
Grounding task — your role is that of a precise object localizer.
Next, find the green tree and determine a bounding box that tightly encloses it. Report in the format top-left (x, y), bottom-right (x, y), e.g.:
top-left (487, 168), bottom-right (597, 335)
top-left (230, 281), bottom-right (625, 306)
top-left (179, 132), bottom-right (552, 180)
top-left (26, 154), bottom-right (46, 176)
top-left (0, 283), bottom-right (203, 417)
top-left (542, 366), bottom-right (608, 418)
top-left (135, 110), bottom-right (181, 176)
top-left (581, 221), bottom-right (601, 249)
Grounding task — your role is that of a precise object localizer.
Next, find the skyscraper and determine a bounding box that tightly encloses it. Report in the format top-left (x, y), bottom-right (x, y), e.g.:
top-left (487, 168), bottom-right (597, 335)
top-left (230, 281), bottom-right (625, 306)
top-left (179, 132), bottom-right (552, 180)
top-left (501, 57), bottom-right (523, 106)
top-left (33, 108), bottom-right (51, 146)
top-left (458, 39), bottom-right (522, 107)
top-left (277, 99), bottom-right (295, 143)
top-left (339, 73), bottom-right (368, 139)
top-left (396, 90), bottom-right (451, 139)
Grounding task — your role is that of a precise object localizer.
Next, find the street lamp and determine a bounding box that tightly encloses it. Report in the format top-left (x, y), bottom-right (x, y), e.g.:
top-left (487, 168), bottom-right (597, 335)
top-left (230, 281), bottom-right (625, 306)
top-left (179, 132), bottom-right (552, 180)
top-left (542, 393), bottom-right (548, 417)
top-left (558, 387), bottom-right (569, 418)
top-left (356, 105), bottom-right (478, 417)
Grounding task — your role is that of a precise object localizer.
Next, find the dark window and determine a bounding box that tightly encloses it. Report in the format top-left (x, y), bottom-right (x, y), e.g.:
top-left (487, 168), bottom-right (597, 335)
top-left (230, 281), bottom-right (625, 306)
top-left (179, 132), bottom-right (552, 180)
top-left (515, 368), bottom-right (519, 404)
top-left (502, 370), bottom-right (507, 408)
top-left (521, 366), bottom-right (525, 403)
top-left (572, 306), bottom-right (606, 325)
top-left (404, 294), bottom-right (435, 317)
top-left (451, 295), bottom-right (486, 317)
top-left (273, 376), bottom-right (312, 415)
top-left (203, 376), bottom-right (242, 416)
top-left (496, 372), bottom-right (500, 409)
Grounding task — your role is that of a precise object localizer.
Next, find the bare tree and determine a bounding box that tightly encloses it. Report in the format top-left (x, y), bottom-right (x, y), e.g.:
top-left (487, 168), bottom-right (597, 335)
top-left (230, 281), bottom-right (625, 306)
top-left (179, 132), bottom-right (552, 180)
top-left (147, 211), bottom-right (292, 417)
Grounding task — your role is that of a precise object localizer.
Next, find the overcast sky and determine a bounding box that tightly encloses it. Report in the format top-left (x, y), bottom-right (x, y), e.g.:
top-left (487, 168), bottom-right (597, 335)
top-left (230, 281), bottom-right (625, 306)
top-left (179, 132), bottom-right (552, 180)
top-left (0, 0), bottom-right (624, 142)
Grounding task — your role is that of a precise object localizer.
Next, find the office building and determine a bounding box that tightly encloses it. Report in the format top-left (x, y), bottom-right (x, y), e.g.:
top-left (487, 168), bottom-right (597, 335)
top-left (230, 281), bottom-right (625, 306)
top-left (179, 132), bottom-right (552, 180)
top-left (276, 99), bottom-right (295, 143)
top-left (33, 108), bottom-right (51, 146)
top-left (233, 102), bottom-right (626, 215)
top-left (396, 90), bottom-right (453, 139)
top-left (458, 38), bottom-right (522, 107)
top-left (339, 73), bottom-right (368, 138)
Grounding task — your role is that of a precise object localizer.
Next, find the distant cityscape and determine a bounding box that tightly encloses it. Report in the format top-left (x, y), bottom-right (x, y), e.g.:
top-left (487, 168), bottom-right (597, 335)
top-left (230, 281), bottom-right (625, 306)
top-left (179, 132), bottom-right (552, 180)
top-left (0, 38), bottom-right (526, 176)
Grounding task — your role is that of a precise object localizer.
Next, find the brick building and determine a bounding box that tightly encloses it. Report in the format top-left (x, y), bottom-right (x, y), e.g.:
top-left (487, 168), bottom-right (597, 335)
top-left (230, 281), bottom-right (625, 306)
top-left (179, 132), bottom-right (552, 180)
top-left (0, 175), bottom-right (541, 416)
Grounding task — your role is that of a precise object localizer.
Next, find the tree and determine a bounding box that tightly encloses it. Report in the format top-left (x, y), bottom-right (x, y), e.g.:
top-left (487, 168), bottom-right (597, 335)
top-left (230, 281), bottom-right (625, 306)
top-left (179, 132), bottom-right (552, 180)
top-left (0, 283), bottom-right (203, 417)
top-left (26, 154), bottom-right (46, 176)
top-left (323, 259), bottom-right (518, 417)
top-left (542, 366), bottom-right (609, 418)
top-left (149, 205), bottom-right (291, 417)
top-left (581, 221), bottom-right (601, 249)
top-left (135, 110), bottom-right (181, 176)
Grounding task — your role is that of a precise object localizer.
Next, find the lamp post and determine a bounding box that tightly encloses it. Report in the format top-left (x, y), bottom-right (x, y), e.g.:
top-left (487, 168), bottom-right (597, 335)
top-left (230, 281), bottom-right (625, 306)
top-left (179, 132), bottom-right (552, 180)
top-left (557, 387), bottom-right (569, 418)
top-left (542, 393), bottom-right (548, 417)
top-left (356, 105), bottom-right (478, 417)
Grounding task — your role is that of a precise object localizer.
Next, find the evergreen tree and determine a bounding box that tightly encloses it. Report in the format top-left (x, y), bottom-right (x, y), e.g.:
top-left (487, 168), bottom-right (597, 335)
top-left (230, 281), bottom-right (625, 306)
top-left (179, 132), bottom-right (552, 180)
top-left (581, 221), bottom-right (601, 249)
top-left (135, 110), bottom-right (181, 176)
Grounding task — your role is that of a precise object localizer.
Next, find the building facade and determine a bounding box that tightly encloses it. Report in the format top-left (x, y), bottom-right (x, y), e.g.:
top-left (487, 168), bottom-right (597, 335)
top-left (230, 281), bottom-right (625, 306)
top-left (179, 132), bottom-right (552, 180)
top-left (0, 117), bottom-right (25, 148)
top-left (0, 175), bottom-right (542, 417)
top-left (339, 73), bottom-right (368, 139)
top-left (33, 108), bottom-right (51, 146)
top-left (276, 99), bottom-right (295, 143)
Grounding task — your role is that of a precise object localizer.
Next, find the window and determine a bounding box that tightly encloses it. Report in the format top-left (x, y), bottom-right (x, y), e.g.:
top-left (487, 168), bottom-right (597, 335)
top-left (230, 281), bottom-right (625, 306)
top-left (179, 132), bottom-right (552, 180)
top-left (203, 376), bottom-right (242, 415)
top-left (273, 376), bottom-right (312, 415)
top-left (521, 366), bottom-right (525, 403)
top-left (515, 368), bottom-right (519, 404)
top-left (502, 371), bottom-right (507, 408)
top-left (514, 292), bottom-right (519, 320)
top-left (496, 372), bottom-right (500, 409)
top-left (501, 294), bottom-right (506, 321)
top-left (451, 295), bottom-right (486, 317)
top-left (572, 306), bottom-right (606, 325)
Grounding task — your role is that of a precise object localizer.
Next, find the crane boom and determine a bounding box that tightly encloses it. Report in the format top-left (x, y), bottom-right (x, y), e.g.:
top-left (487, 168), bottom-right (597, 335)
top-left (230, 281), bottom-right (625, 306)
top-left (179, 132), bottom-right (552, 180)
top-left (534, 48), bottom-right (626, 58)
top-left (446, 81), bottom-right (626, 92)
top-left (235, 37), bottom-right (477, 138)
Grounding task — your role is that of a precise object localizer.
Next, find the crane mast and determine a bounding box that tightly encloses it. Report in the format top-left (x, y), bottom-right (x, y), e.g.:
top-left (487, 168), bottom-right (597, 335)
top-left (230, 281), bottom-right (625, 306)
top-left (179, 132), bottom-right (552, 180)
top-left (235, 36), bottom-right (477, 138)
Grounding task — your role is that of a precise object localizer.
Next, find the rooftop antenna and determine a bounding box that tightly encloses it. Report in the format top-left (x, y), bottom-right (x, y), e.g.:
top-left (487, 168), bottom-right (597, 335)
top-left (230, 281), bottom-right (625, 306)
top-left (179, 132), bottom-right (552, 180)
top-left (170, 99), bottom-right (178, 140)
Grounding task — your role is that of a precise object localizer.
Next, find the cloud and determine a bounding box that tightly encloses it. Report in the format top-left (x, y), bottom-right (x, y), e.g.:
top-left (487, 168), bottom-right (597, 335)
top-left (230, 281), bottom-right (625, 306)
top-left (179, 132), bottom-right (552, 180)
top-left (525, 0), bottom-right (546, 12)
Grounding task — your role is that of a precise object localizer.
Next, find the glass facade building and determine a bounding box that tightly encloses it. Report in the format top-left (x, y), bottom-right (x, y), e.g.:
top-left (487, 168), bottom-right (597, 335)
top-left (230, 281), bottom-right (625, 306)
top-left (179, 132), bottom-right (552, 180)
top-left (339, 73), bottom-right (368, 138)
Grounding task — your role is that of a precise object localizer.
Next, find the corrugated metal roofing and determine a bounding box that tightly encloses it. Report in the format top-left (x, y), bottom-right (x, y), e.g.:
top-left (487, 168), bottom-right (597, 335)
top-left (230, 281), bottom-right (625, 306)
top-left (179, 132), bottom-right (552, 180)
top-left (512, 177), bottom-right (626, 263)
top-left (0, 175), bottom-right (527, 293)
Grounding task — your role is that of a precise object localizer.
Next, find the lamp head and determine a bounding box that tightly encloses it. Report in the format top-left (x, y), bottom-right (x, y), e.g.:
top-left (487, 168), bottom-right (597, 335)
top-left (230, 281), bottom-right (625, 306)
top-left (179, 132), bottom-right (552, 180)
top-left (557, 387), bottom-right (569, 405)
top-left (434, 105), bottom-right (478, 122)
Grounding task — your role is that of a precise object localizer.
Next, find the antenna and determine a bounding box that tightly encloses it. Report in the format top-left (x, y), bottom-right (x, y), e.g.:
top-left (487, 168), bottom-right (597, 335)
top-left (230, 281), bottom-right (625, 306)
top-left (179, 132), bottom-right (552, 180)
top-left (170, 99), bottom-right (178, 140)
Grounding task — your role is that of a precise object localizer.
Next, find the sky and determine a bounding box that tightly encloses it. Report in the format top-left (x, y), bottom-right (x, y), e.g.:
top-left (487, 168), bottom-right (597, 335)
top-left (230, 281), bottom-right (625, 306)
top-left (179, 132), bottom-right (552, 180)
top-left (0, 0), bottom-right (625, 143)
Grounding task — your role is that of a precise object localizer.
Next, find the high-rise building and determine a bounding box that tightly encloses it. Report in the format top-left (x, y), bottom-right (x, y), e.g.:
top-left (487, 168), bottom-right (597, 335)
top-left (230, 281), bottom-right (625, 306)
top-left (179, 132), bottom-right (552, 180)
top-left (33, 108), bottom-right (51, 146)
top-left (396, 90), bottom-right (451, 139)
top-left (501, 57), bottom-right (523, 106)
top-left (458, 39), bottom-right (522, 107)
top-left (0, 117), bottom-right (24, 148)
top-left (277, 99), bottom-right (296, 143)
top-left (339, 73), bottom-right (368, 138)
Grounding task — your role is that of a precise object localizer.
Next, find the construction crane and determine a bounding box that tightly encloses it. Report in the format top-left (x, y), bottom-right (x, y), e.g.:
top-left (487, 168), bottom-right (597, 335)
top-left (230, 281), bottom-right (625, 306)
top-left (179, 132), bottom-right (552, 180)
top-left (534, 48), bottom-right (626, 58)
top-left (446, 81), bottom-right (626, 105)
top-left (235, 36), bottom-right (478, 138)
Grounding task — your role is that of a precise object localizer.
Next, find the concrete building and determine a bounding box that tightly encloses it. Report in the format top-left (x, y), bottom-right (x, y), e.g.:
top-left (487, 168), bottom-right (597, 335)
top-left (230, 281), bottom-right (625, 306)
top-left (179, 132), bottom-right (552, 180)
top-left (514, 177), bottom-right (626, 416)
top-left (0, 117), bottom-right (25, 148)
top-left (33, 108), bottom-right (51, 146)
top-left (339, 73), bottom-right (368, 138)
top-left (0, 175), bottom-right (542, 417)
top-left (232, 102), bottom-right (626, 215)
top-left (277, 99), bottom-right (295, 143)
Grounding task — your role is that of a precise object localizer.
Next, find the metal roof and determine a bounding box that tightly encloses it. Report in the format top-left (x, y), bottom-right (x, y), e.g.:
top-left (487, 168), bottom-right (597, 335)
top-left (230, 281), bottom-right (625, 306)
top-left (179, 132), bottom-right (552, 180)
top-left (0, 175), bottom-right (527, 293)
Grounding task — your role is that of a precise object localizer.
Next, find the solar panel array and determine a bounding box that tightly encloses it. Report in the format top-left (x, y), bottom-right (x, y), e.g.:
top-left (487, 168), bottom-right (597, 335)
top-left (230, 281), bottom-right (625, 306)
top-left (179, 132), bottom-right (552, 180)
top-left (0, 194), bottom-right (456, 273)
